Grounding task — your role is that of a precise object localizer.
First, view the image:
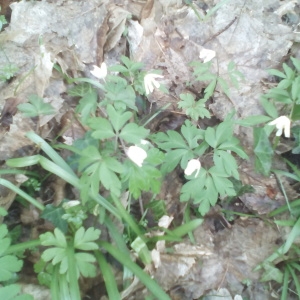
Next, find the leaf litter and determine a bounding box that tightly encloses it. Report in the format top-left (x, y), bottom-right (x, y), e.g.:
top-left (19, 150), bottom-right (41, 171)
top-left (0, 0), bottom-right (299, 299)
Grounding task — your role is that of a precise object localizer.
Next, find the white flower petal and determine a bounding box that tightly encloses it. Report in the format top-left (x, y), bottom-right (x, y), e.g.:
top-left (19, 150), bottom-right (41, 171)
top-left (144, 73), bottom-right (163, 95)
top-left (127, 146), bottom-right (147, 167)
top-left (184, 159), bottom-right (201, 177)
top-left (268, 116), bottom-right (291, 138)
top-left (90, 62), bottom-right (107, 80)
top-left (199, 48), bottom-right (216, 63)
top-left (158, 215), bottom-right (174, 228)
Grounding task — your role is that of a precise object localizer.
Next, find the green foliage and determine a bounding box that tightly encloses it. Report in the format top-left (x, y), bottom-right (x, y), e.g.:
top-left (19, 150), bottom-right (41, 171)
top-left (0, 224), bottom-right (23, 281)
top-left (264, 57), bottom-right (300, 120)
top-left (0, 284), bottom-right (33, 300)
top-left (40, 226), bottom-right (100, 279)
top-left (154, 119), bottom-right (247, 215)
top-left (178, 93), bottom-right (210, 120)
top-left (41, 204), bottom-right (68, 233)
top-left (190, 60), bottom-right (243, 100)
top-left (0, 13), bottom-right (7, 31)
top-left (0, 63), bottom-right (18, 81)
top-left (18, 94), bottom-right (55, 117)
top-left (253, 127), bottom-right (274, 176)
top-left (73, 84), bottom-right (98, 124)
top-left (0, 223), bottom-right (33, 300)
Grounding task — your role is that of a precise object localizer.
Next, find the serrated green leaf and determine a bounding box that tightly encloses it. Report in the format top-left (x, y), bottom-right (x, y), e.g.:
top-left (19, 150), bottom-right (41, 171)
top-left (214, 150), bottom-right (239, 179)
top-left (254, 127), bottom-right (273, 176)
top-left (261, 262), bottom-right (283, 283)
top-left (41, 204), bottom-right (68, 233)
top-left (106, 105), bottom-right (132, 132)
top-left (104, 78), bottom-right (137, 111)
top-left (75, 252), bottom-right (96, 278)
top-left (265, 87), bottom-right (292, 104)
top-left (0, 284), bottom-right (33, 300)
top-left (205, 127), bottom-right (217, 148)
top-left (0, 224), bottom-right (8, 241)
top-left (267, 69), bottom-right (286, 79)
top-left (76, 88), bottom-right (98, 124)
top-left (120, 123), bottom-right (149, 144)
top-left (218, 77), bottom-right (230, 96)
top-left (235, 115), bottom-right (272, 127)
top-left (154, 130), bottom-right (188, 150)
top-left (180, 170), bottom-right (206, 202)
top-left (161, 149), bottom-right (189, 173)
top-left (277, 78), bottom-right (293, 90)
top-left (204, 79), bottom-right (217, 99)
top-left (89, 118), bottom-right (115, 140)
top-left (18, 95), bottom-right (55, 117)
top-left (99, 162), bottom-right (122, 196)
top-left (181, 120), bottom-right (204, 148)
top-left (291, 57), bottom-right (300, 72)
top-left (40, 228), bottom-right (67, 248)
top-left (215, 121), bottom-right (233, 146)
top-left (260, 98), bottom-right (278, 119)
top-left (282, 63), bottom-right (295, 79)
top-left (74, 227), bottom-right (100, 251)
top-left (0, 255), bottom-right (23, 281)
top-left (292, 77), bottom-right (300, 101)
top-left (68, 83), bottom-right (93, 97)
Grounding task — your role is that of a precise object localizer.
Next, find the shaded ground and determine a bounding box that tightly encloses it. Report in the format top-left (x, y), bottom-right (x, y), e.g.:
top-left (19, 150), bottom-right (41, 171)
top-left (0, 0), bottom-right (300, 299)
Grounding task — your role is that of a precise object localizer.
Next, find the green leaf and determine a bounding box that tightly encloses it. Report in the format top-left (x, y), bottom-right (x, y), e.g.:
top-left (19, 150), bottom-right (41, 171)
top-left (180, 170), bottom-right (206, 202)
top-left (18, 95), bottom-right (55, 117)
top-left (267, 69), bottom-right (286, 79)
top-left (260, 97), bottom-right (278, 119)
top-left (291, 56), bottom-right (300, 72)
top-left (282, 63), bottom-right (295, 79)
top-left (205, 127), bottom-right (217, 148)
top-left (41, 204), bottom-right (68, 233)
top-left (75, 252), bottom-right (96, 278)
top-left (99, 161), bottom-right (122, 196)
top-left (161, 149), bottom-right (189, 173)
top-left (214, 150), bottom-right (239, 179)
top-left (76, 88), bottom-right (98, 124)
top-left (153, 131), bottom-right (188, 150)
top-left (261, 262), bottom-right (283, 283)
top-left (120, 123), bottom-right (149, 144)
top-left (254, 127), bottom-right (273, 176)
top-left (0, 255), bottom-right (23, 281)
top-left (40, 228), bottom-right (67, 248)
top-left (178, 94), bottom-right (210, 120)
top-left (89, 118), bottom-right (115, 140)
top-left (291, 104), bottom-right (300, 121)
top-left (292, 76), bottom-right (300, 102)
top-left (181, 120), bottom-right (205, 148)
top-left (0, 284), bottom-right (33, 300)
top-left (215, 121), bottom-right (233, 146)
top-left (104, 77), bottom-right (137, 111)
top-left (122, 162), bottom-right (162, 198)
top-left (68, 83), bottom-right (93, 97)
top-left (74, 227), bottom-right (100, 251)
top-left (106, 105), bottom-right (132, 132)
top-left (235, 115), bottom-right (272, 127)
top-left (265, 87), bottom-right (292, 104)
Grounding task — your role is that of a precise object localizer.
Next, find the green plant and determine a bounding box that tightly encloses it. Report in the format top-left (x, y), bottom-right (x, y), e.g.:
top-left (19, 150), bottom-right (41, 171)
top-left (1, 54), bottom-right (247, 298)
top-left (237, 57), bottom-right (300, 176)
top-left (0, 209), bottom-right (36, 300)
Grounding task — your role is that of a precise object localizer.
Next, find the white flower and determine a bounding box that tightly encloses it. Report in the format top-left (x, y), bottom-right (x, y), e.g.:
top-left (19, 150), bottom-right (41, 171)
top-left (199, 48), bottom-right (216, 63)
top-left (144, 73), bottom-right (164, 95)
top-left (63, 200), bottom-right (80, 209)
top-left (127, 145), bottom-right (147, 167)
top-left (184, 159), bottom-right (201, 177)
top-left (268, 116), bottom-right (291, 138)
top-left (90, 62), bottom-right (107, 80)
